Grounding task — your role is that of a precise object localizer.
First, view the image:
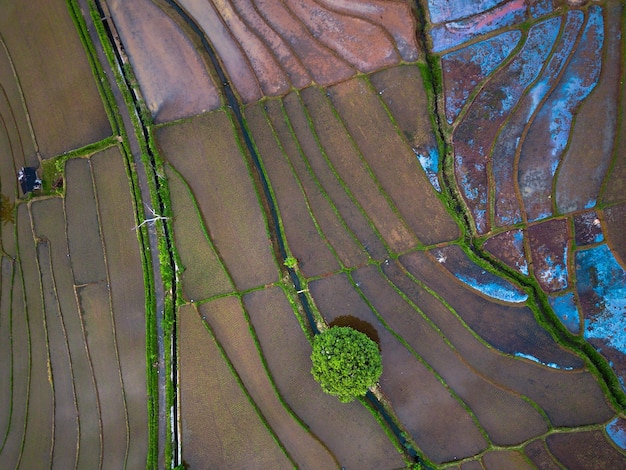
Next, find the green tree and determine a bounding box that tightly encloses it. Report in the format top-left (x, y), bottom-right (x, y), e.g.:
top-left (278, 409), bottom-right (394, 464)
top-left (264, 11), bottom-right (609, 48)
top-left (310, 326), bottom-right (382, 403)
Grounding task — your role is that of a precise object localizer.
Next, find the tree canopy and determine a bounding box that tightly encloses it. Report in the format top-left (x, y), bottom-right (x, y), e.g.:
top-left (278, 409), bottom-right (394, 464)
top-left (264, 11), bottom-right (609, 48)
top-left (310, 326), bottom-right (382, 403)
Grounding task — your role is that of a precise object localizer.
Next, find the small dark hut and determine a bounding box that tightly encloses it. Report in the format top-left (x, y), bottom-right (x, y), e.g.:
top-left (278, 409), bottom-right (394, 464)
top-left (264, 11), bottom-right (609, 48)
top-left (18, 167), bottom-right (42, 195)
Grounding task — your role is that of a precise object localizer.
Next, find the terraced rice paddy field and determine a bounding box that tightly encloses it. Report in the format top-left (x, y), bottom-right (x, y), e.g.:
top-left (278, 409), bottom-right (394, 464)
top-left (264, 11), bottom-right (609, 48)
top-left (2, 0), bottom-right (626, 468)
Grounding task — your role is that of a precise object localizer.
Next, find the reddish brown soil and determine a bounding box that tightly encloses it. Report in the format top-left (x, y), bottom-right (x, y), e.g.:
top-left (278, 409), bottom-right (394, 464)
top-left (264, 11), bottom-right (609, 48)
top-left (108, 0), bottom-right (222, 122)
top-left (604, 203), bottom-right (626, 268)
top-left (546, 430), bottom-right (626, 468)
top-left (524, 439), bottom-right (563, 470)
top-left (268, 95), bottom-right (368, 268)
top-left (483, 229), bottom-right (528, 274)
top-left (556, 1), bottom-right (622, 214)
top-left (353, 264), bottom-right (548, 446)
top-left (460, 461), bottom-right (482, 470)
top-left (0, 1), bottom-right (110, 158)
top-left (64, 158), bottom-right (108, 285)
top-left (244, 286), bottom-right (406, 469)
top-left (300, 85), bottom-right (417, 254)
top-left (178, 303), bottom-right (292, 468)
top-left (309, 272), bottom-right (488, 463)
top-left (481, 450), bottom-right (534, 469)
top-left (283, 89), bottom-right (386, 262)
top-left (574, 211), bottom-right (603, 246)
top-left (156, 110), bottom-right (279, 291)
top-left (177, 0), bottom-right (262, 103)
top-left (229, 0), bottom-right (312, 89)
top-left (329, 77), bottom-right (459, 246)
top-left (246, 102), bottom-right (340, 277)
top-left (165, 165), bottom-right (234, 301)
top-left (527, 218), bottom-right (570, 292)
top-left (383, 257), bottom-right (615, 427)
top-left (198, 296), bottom-right (338, 469)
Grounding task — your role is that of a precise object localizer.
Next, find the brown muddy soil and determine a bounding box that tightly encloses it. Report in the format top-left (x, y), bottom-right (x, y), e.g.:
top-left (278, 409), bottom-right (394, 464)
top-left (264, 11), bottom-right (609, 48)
top-left (0, 0), bottom-right (110, 158)
top-left (353, 264), bottom-right (548, 446)
top-left (282, 90), bottom-right (386, 263)
top-left (245, 287), bottom-right (404, 469)
top-left (524, 439), bottom-right (562, 470)
top-left (547, 430), bottom-right (626, 469)
top-left (178, 303), bottom-right (292, 468)
top-left (156, 110), bottom-right (279, 291)
top-left (604, 203), bottom-right (626, 268)
top-left (246, 102), bottom-right (340, 278)
top-left (108, 0), bottom-right (222, 122)
top-left (310, 272), bottom-right (488, 463)
top-left (483, 229), bottom-right (528, 274)
top-left (329, 76), bottom-right (459, 246)
top-left (527, 218), bottom-right (570, 292)
top-left (481, 449), bottom-right (534, 469)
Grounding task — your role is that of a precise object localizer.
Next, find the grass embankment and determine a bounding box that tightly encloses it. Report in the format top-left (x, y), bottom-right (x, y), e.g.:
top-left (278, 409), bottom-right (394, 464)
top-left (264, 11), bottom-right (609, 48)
top-left (66, 0), bottom-right (160, 466)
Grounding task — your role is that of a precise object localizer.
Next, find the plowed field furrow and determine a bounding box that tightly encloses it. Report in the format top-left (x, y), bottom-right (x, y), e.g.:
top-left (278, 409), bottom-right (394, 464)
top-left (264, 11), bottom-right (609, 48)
top-left (556, 2), bottom-right (622, 214)
top-left (253, 0), bottom-right (354, 86)
top-left (524, 439), bottom-right (562, 470)
top-left (382, 258), bottom-right (615, 427)
top-left (64, 158), bottom-right (107, 285)
top-left (198, 296), bottom-right (337, 469)
top-left (370, 65), bottom-right (443, 192)
top-left (353, 264), bottom-right (548, 446)
top-left (165, 165), bottom-right (234, 301)
top-left (107, 0), bottom-right (222, 122)
top-left (36, 240), bottom-right (78, 470)
top-left (604, 204), bottom-right (626, 267)
top-left (299, 85), bottom-right (412, 255)
top-left (91, 148), bottom-right (147, 467)
top-left (0, 263), bottom-right (26, 467)
top-left (176, 0), bottom-right (262, 103)
top-left (156, 110), bottom-right (279, 292)
top-left (309, 273), bottom-right (488, 463)
top-left (491, 11), bottom-right (583, 228)
top-left (399, 250), bottom-right (583, 369)
top-left (453, 17), bottom-right (561, 234)
top-left (0, 89), bottom-right (26, 170)
top-left (246, 102), bottom-right (340, 278)
top-left (245, 286), bottom-right (404, 469)
top-left (328, 76), bottom-right (459, 246)
top-left (178, 303), bottom-right (293, 469)
top-left (269, 95), bottom-right (367, 269)
top-left (287, 0), bottom-right (398, 72)
top-left (281, 91), bottom-right (372, 267)
top-left (481, 449), bottom-right (533, 469)
top-left (211, 0), bottom-right (291, 96)
top-left (0, 257), bottom-right (13, 448)
top-left (519, 7), bottom-right (604, 222)
top-left (546, 430), bottom-right (626, 469)
top-left (0, 0), bottom-right (110, 158)
top-left (30, 197), bottom-right (101, 470)
top-left (315, 0), bottom-right (418, 62)
top-left (0, 38), bottom-right (36, 164)
top-left (229, 0), bottom-right (312, 88)
top-left (16, 204), bottom-right (53, 469)
top-left (76, 282), bottom-right (127, 470)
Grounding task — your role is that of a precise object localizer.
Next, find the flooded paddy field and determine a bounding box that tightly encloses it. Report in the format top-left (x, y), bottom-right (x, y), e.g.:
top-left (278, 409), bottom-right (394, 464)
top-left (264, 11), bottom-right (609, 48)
top-left (3, 0), bottom-right (626, 468)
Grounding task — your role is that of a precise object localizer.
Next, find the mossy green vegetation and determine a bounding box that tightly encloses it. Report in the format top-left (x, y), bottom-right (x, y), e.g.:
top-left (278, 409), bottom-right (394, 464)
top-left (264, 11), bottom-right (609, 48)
top-left (310, 326), bottom-right (382, 403)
